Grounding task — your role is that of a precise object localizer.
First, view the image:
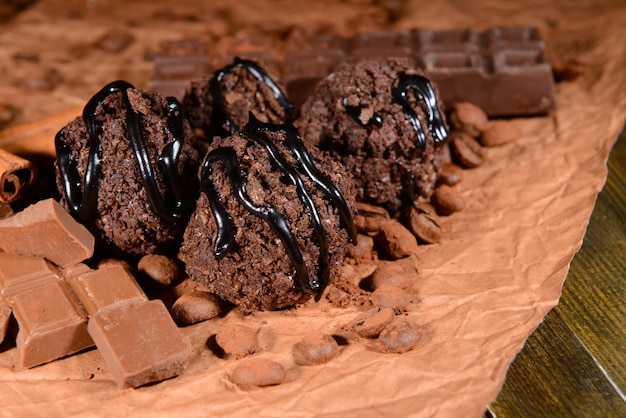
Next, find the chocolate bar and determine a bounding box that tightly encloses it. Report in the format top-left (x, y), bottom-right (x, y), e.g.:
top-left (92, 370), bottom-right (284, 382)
top-left (150, 26), bottom-right (556, 117)
top-left (88, 299), bottom-right (189, 388)
top-left (0, 253), bottom-right (94, 368)
top-left (65, 264), bottom-right (147, 315)
top-left (0, 253), bottom-right (189, 383)
top-left (0, 198), bottom-right (95, 268)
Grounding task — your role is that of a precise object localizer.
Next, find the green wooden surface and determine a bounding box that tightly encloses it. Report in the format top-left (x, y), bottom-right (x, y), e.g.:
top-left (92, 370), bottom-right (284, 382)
top-left (491, 127), bottom-right (626, 417)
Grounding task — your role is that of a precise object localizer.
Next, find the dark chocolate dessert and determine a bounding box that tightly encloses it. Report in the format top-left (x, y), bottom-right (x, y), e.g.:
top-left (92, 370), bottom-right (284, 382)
top-left (54, 80), bottom-right (201, 257)
top-left (183, 58), bottom-right (294, 139)
top-left (180, 115), bottom-right (357, 312)
top-left (295, 59), bottom-right (449, 213)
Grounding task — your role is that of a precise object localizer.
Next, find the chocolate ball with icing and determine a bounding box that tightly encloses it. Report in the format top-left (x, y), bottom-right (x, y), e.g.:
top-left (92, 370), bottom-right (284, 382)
top-left (54, 80), bottom-right (201, 257)
top-left (183, 57), bottom-right (294, 139)
top-left (180, 115), bottom-right (357, 312)
top-left (295, 59), bottom-right (449, 213)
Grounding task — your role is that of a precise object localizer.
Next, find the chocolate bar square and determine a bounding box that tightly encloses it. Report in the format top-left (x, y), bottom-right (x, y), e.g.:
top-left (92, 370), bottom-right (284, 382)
top-left (10, 280), bottom-right (93, 368)
top-left (88, 299), bottom-right (189, 388)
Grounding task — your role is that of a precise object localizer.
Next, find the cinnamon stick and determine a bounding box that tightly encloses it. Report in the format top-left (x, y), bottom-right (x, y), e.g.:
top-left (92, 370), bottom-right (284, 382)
top-left (0, 149), bottom-right (36, 203)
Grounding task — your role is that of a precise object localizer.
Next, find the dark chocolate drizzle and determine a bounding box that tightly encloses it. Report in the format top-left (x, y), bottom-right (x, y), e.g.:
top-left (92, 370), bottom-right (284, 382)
top-left (391, 72), bottom-right (448, 150)
top-left (209, 57), bottom-right (294, 137)
top-left (55, 80), bottom-right (191, 224)
top-left (198, 114), bottom-right (356, 297)
top-left (342, 97), bottom-right (384, 127)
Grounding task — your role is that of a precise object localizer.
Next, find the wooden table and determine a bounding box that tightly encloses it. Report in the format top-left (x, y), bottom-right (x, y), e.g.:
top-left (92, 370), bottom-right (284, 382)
top-left (491, 128), bottom-right (626, 416)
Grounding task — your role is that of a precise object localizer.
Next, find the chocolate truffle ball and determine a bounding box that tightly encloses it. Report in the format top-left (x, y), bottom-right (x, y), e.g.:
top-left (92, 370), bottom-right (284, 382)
top-left (295, 59), bottom-right (449, 213)
top-left (55, 80), bottom-right (201, 257)
top-left (180, 115), bottom-right (357, 312)
top-left (183, 57), bottom-right (294, 138)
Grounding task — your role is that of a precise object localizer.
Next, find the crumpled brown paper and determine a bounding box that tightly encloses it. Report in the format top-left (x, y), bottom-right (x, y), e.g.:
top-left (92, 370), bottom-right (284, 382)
top-left (1, 1), bottom-right (625, 417)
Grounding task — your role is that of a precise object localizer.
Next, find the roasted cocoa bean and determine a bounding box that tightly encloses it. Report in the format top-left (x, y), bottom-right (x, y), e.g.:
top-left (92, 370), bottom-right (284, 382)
top-left (231, 358), bottom-right (285, 387)
top-left (480, 120), bottom-right (521, 147)
top-left (431, 184), bottom-right (465, 216)
top-left (379, 320), bottom-right (423, 353)
top-left (372, 285), bottom-right (412, 314)
top-left (450, 130), bottom-right (484, 168)
top-left (216, 324), bottom-right (259, 359)
top-left (370, 257), bottom-right (419, 290)
top-left (354, 202), bottom-right (390, 235)
top-left (406, 204), bottom-right (442, 244)
top-left (375, 219), bottom-right (418, 259)
top-left (292, 332), bottom-right (340, 365)
top-left (171, 291), bottom-right (221, 324)
top-left (448, 102), bottom-right (489, 138)
top-left (138, 254), bottom-right (179, 287)
top-left (349, 307), bottom-right (395, 338)
top-left (437, 163), bottom-right (463, 187)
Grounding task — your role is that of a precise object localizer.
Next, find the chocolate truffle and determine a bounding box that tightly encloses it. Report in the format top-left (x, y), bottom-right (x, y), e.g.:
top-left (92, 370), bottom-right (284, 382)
top-left (183, 57), bottom-right (294, 138)
top-left (295, 59), bottom-right (449, 213)
top-left (180, 115), bottom-right (357, 312)
top-left (55, 80), bottom-right (201, 257)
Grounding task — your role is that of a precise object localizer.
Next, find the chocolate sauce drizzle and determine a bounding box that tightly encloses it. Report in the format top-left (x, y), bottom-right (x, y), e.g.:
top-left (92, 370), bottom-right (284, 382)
top-left (209, 57), bottom-right (294, 136)
top-left (55, 80), bottom-right (191, 224)
top-left (391, 72), bottom-right (448, 150)
top-left (199, 114), bottom-right (356, 297)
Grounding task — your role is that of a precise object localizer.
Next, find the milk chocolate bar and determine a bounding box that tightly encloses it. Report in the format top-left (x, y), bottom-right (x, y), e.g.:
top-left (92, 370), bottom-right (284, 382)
top-left (65, 264), bottom-right (147, 315)
top-left (10, 280), bottom-right (93, 368)
top-left (0, 202), bottom-right (189, 384)
top-left (1, 300), bottom-right (11, 343)
top-left (0, 198), bottom-right (95, 267)
top-left (150, 26), bottom-right (556, 117)
top-left (68, 264), bottom-right (189, 388)
top-left (88, 299), bottom-right (189, 388)
top-left (0, 253), bottom-right (94, 368)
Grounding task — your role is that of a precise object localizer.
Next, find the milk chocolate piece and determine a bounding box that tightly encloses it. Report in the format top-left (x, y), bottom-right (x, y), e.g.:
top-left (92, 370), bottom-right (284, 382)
top-left (0, 253), bottom-right (94, 368)
top-left (9, 280), bottom-right (93, 368)
top-left (0, 149), bottom-right (36, 203)
top-left (65, 264), bottom-right (147, 315)
top-left (65, 264), bottom-right (188, 387)
top-left (0, 198), bottom-right (94, 267)
top-left (88, 299), bottom-right (190, 388)
top-left (0, 253), bottom-right (59, 297)
top-left (151, 26), bottom-right (556, 117)
top-left (0, 301), bottom-right (10, 343)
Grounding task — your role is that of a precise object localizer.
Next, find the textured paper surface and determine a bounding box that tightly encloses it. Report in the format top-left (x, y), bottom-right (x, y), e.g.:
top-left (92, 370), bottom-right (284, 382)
top-left (1, 1), bottom-right (625, 417)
